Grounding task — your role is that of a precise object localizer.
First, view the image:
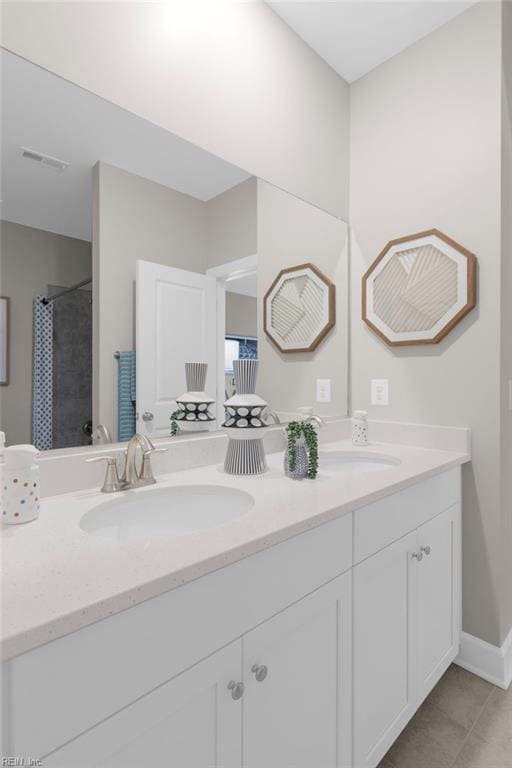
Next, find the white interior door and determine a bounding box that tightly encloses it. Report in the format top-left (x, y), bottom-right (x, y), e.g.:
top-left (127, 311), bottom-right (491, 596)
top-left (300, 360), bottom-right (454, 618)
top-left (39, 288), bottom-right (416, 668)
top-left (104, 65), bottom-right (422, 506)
top-left (136, 260), bottom-right (218, 437)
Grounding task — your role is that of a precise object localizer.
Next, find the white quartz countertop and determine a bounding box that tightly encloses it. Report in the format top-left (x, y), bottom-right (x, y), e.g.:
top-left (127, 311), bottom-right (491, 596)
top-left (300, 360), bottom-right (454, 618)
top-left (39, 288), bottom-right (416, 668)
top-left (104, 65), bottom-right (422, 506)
top-left (1, 439), bottom-right (470, 661)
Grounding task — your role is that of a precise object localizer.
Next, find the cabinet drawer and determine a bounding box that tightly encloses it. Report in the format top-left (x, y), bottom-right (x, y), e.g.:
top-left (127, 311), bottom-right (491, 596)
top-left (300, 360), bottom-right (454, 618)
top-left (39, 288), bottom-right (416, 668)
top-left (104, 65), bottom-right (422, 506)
top-left (7, 512), bottom-right (352, 759)
top-left (353, 468), bottom-right (460, 564)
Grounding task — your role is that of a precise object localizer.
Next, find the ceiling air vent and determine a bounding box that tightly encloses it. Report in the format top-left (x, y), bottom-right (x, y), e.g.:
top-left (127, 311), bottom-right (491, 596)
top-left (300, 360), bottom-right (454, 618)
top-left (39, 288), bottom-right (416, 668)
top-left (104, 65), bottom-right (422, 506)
top-left (21, 147), bottom-right (69, 171)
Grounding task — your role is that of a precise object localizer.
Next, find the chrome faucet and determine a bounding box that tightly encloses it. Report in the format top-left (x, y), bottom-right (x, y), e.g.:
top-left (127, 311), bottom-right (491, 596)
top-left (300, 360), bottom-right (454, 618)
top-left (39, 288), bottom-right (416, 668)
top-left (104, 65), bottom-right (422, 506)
top-left (92, 424), bottom-right (112, 445)
top-left (122, 433), bottom-right (159, 487)
top-left (263, 408), bottom-right (281, 425)
top-left (86, 433), bottom-right (167, 493)
top-left (304, 414), bottom-right (325, 429)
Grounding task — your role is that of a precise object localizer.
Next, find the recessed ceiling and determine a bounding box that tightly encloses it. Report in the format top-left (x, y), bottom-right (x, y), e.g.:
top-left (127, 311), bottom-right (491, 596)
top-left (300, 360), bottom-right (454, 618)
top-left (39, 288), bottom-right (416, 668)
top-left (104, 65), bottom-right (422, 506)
top-left (1, 50), bottom-right (250, 242)
top-left (268, 1), bottom-right (478, 83)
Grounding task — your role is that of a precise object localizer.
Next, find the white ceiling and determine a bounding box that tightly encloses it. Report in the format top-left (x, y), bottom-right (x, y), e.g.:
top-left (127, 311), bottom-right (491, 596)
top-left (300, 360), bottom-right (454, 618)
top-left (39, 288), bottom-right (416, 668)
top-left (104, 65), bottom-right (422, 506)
top-left (1, 50), bottom-right (250, 242)
top-left (268, 1), bottom-right (477, 83)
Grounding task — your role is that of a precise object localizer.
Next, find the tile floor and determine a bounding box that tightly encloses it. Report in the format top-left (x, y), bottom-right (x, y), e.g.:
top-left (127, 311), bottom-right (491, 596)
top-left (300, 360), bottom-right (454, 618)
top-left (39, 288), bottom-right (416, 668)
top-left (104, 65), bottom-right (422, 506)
top-left (378, 664), bottom-right (512, 768)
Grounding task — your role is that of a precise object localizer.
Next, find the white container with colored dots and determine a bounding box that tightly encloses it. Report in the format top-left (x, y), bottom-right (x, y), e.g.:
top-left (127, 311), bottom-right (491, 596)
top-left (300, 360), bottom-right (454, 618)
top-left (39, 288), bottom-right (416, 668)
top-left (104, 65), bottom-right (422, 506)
top-left (1, 445), bottom-right (40, 524)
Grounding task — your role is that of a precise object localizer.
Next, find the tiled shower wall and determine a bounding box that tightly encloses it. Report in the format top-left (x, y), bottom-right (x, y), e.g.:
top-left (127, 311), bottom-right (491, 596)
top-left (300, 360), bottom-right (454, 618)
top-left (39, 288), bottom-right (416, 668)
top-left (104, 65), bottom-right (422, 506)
top-left (50, 286), bottom-right (92, 449)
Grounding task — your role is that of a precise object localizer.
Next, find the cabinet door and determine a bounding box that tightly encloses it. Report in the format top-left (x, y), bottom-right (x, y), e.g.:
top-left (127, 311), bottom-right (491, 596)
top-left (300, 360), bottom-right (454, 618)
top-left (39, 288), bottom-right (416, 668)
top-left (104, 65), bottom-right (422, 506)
top-left (417, 504), bottom-right (460, 700)
top-left (45, 641), bottom-right (242, 768)
top-left (243, 572), bottom-right (352, 768)
top-left (353, 532), bottom-right (417, 768)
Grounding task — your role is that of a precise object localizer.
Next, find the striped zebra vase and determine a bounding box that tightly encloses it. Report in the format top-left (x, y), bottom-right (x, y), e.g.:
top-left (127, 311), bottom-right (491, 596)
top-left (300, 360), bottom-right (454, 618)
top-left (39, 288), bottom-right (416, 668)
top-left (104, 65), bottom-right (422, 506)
top-left (223, 359), bottom-right (268, 475)
top-left (175, 362), bottom-right (216, 433)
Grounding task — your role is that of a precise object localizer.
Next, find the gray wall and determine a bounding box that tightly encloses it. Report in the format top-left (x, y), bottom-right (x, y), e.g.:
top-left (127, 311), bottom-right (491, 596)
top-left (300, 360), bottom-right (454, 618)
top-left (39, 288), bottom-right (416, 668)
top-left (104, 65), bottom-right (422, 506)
top-left (1, 1), bottom-right (350, 220)
top-left (257, 180), bottom-right (349, 418)
top-left (205, 177), bottom-right (257, 269)
top-left (225, 293), bottom-right (257, 338)
top-left (93, 162), bottom-right (206, 437)
top-left (0, 221), bottom-right (91, 445)
top-left (350, 2), bottom-right (506, 647)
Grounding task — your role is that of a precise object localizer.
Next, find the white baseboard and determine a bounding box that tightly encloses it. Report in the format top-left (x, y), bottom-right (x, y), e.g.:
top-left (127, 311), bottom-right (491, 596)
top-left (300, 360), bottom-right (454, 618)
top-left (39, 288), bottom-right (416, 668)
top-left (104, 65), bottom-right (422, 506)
top-left (455, 628), bottom-right (512, 689)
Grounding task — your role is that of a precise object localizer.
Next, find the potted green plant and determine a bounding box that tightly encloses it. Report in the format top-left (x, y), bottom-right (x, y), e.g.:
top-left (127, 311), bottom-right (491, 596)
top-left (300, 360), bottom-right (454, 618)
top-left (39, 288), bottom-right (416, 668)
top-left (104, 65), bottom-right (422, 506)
top-left (284, 421), bottom-right (319, 479)
top-left (170, 411), bottom-right (180, 437)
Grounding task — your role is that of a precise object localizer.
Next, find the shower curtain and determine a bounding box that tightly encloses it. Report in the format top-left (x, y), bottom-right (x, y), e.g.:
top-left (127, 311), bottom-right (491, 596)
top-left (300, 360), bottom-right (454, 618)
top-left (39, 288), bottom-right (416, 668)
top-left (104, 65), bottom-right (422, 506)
top-left (32, 296), bottom-right (54, 450)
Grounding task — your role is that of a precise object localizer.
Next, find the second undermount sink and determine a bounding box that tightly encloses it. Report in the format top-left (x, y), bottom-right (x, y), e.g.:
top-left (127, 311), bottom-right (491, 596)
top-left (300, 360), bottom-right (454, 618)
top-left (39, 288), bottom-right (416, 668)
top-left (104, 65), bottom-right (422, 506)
top-left (80, 485), bottom-right (255, 541)
top-left (319, 450), bottom-right (401, 473)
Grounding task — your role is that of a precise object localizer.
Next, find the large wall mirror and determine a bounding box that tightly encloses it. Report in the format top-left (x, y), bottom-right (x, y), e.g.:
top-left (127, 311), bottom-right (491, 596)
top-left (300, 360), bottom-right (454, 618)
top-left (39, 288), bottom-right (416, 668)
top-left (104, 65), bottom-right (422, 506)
top-left (0, 50), bottom-right (348, 451)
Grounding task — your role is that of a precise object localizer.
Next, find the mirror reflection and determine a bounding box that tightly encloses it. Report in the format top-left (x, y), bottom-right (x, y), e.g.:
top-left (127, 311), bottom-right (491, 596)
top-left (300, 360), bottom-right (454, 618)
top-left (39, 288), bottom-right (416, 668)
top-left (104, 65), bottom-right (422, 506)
top-left (0, 50), bottom-right (347, 451)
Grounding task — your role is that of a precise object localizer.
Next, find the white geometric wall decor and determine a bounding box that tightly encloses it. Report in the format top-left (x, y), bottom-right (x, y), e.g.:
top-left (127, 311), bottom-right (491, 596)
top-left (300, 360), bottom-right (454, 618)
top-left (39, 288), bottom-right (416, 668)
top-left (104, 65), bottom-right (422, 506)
top-left (264, 263), bottom-right (335, 353)
top-left (362, 229), bottom-right (476, 346)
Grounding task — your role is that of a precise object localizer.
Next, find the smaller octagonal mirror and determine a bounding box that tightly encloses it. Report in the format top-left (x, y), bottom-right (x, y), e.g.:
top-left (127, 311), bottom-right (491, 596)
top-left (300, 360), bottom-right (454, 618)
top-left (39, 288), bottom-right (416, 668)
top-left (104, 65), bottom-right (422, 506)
top-left (362, 229), bottom-right (476, 346)
top-left (264, 263), bottom-right (335, 353)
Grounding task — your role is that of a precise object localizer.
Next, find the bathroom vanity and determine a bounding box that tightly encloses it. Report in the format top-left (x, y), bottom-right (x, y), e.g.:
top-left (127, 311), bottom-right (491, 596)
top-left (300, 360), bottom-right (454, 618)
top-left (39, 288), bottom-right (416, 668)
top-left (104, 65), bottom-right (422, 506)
top-left (1, 438), bottom-right (468, 768)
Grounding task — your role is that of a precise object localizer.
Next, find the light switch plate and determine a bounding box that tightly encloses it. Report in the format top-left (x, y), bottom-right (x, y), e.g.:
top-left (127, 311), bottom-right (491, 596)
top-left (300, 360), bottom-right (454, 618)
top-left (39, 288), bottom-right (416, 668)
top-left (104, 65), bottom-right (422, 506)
top-left (316, 378), bottom-right (331, 403)
top-left (371, 378), bottom-right (389, 406)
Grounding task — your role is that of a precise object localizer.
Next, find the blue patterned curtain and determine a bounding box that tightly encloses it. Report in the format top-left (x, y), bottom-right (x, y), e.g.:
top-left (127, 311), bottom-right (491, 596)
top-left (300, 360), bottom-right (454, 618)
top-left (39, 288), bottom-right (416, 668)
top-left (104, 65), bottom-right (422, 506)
top-left (32, 297), bottom-right (54, 450)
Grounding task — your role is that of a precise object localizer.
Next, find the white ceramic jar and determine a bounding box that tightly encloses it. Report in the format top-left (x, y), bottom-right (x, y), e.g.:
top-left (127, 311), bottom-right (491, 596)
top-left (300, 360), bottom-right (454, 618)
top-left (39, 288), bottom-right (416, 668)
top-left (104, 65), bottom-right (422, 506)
top-left (1, 445), bottom-right (40, 524)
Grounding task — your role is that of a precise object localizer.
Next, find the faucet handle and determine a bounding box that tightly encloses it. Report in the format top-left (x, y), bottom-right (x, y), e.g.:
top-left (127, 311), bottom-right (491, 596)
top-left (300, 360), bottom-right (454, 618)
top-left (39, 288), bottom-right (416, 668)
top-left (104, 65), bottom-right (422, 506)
top-left (85, 456), bottom-right (122, 493)
top-left (139, 448), bottom-right (167, 484)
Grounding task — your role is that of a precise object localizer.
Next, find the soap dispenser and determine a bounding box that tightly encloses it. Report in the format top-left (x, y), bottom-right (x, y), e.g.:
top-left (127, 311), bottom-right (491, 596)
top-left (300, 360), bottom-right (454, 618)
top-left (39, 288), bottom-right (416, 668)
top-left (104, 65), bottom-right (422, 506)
top-left (352, 411), bottom-right (369, 446)
top-left (1, 445), bottom-right (40, 524)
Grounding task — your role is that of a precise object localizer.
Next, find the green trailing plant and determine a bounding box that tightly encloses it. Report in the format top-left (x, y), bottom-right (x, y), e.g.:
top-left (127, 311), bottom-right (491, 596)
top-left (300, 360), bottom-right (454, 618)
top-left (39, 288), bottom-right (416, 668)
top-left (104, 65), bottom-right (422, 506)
top-left (286, 420), bottom-right (319, 479)
top-left (170, 411), bottom-right (180, 437)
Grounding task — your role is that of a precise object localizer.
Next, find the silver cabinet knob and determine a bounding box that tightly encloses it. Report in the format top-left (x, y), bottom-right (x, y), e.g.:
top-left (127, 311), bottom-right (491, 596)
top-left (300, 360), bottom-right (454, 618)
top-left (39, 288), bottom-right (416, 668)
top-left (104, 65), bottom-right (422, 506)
top-left (412, 551), bottom-right (423, 561)
top-left (251, 664), bottom-right (268, 682)
top-left (142, 412), bottom-right (154, 422)
top-left (227, 680), bottom-right (245, 700)
top-left (420, 545), bottom-right (431, 556)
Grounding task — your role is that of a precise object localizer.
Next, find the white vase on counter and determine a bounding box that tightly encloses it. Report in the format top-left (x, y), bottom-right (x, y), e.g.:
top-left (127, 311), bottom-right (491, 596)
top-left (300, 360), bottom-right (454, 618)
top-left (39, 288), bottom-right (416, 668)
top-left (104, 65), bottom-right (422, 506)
top-left (223, 359), bottom-right (268, 475)
top-left (174, 362), bottom-right (216, 433)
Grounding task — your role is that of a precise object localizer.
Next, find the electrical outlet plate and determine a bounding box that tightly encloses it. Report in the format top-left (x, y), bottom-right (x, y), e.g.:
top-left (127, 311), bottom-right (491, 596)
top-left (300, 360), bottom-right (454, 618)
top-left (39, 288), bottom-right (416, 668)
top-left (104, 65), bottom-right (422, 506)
top-left (371, 379), bottom-right (389, 406)
top-left (316, 379), bottom-right (331, 403)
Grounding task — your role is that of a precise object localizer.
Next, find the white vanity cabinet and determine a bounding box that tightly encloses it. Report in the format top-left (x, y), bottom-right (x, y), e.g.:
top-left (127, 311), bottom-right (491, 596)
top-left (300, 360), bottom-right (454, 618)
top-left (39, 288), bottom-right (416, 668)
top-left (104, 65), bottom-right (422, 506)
top-left (416, 506), bottom-right (460, 701)
top-left (2, 466), bottom-right (462, 768)
top-left (353, 530), bottom-right (417, 768)
top-left (44, 572), bottom-right (352, 768)
top-left (353, 503), bottom-right (461, 768)
top-left (45, 641), bottom-right (243, 768)
top-left (243, 572), bottom-right (352, 768)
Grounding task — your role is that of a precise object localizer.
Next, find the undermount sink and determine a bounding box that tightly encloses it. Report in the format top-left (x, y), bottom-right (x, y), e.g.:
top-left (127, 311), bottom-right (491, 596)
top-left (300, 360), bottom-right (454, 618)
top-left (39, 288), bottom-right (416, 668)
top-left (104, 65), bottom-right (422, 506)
top-left (80, 485), bottom-right (255, 541)
top-left (319, 450), bottom-right (401, 473)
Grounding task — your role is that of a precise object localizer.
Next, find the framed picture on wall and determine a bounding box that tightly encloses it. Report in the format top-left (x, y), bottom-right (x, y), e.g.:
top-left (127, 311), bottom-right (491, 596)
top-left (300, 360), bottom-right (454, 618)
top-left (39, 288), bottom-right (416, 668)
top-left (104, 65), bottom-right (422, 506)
top-left (362, 229), bottom-right (476, 346)
top-left (0, 297), bottom-right (9, 386)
